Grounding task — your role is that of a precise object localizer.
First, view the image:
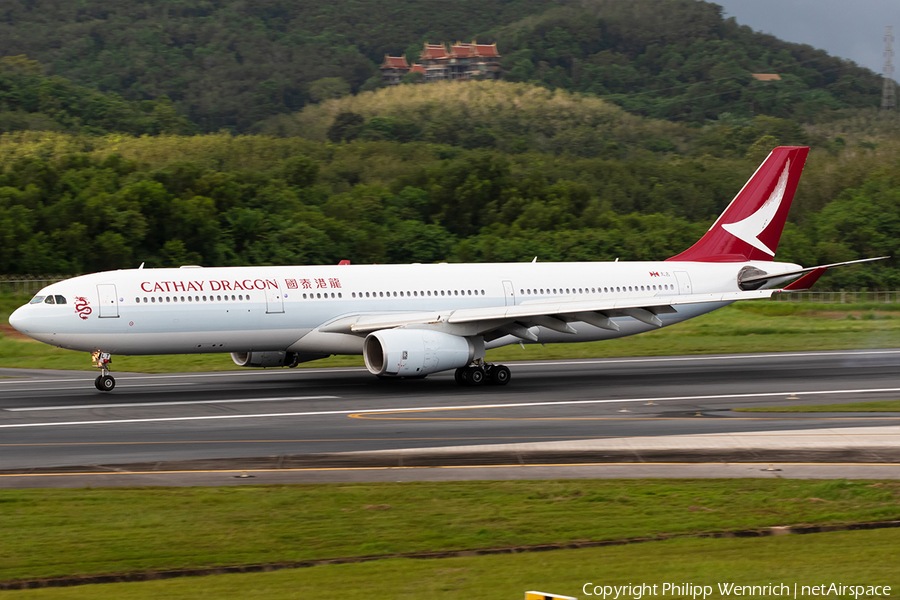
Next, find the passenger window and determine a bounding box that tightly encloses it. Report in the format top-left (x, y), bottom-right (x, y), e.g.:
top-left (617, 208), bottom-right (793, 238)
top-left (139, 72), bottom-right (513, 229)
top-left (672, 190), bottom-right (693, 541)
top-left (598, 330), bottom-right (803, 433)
top-left (44, 296), bottom-right (55, 304)
top-left (135, 297), bottom-right (140, 303)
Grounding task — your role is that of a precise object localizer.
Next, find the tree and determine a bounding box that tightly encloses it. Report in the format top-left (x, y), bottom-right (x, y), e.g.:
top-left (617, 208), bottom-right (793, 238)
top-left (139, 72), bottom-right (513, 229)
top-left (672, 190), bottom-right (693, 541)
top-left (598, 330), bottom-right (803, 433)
top-left (327, 112), bottom-right (365, 142)
top-left (309, 78), bottom-right (351, 103)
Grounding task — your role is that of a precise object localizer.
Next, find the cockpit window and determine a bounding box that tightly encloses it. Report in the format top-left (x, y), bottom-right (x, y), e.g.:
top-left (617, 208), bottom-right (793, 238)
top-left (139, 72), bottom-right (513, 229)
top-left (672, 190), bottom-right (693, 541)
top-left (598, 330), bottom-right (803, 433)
top-left (29, 296), bottom-right (45, 304)
top-left (44, 296), bottom-right (56, 304)
top-left (54, 295), bottom-right (67, 304)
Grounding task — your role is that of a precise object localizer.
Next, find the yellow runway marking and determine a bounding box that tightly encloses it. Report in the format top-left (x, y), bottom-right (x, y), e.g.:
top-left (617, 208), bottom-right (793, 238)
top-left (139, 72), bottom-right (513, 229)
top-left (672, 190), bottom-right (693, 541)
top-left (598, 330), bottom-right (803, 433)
top-left (1, 462), bottom-right (899, 478)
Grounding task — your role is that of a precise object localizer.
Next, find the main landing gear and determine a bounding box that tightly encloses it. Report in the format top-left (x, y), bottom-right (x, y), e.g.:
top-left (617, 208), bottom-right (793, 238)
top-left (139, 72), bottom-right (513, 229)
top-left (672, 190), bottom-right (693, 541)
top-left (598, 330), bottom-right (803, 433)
top-left (454, 361), bottom-right (511, 387)
top-left (92, 351), bottom-right (115, 391)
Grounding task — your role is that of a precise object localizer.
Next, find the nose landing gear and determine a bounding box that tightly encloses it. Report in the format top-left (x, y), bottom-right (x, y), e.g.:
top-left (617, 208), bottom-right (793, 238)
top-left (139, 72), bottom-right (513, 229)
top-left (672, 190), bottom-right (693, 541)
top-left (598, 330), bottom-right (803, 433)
top-left (92, 351), bottom-right (115, 391)
top-left (454, 361), bottom-right (511, 387)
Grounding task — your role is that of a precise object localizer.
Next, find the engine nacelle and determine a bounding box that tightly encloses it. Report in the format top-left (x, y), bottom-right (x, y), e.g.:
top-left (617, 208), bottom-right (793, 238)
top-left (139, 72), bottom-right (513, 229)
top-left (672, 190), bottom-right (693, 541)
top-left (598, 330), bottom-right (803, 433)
top-left (363, 329), bottom-right (475, 377)
top-left (230, 351), bottom-right (325, 368)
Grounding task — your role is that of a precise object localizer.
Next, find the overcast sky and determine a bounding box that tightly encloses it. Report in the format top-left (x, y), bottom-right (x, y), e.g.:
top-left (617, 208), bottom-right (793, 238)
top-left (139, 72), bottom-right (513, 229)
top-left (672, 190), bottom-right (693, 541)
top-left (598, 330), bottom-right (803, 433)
top-left (714, 0), bottom-right (900, 80)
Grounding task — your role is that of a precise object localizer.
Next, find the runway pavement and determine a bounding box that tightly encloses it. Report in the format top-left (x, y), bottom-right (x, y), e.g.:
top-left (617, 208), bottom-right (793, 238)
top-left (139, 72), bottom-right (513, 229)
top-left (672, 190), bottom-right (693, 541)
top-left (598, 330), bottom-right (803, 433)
top-left (0, 349), bottom-right (899, 486)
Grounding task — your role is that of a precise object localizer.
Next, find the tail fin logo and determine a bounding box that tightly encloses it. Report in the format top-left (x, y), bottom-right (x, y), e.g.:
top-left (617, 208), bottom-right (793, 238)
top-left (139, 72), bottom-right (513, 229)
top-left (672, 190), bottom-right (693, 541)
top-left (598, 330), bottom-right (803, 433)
top-left (720, 160), bottom-right (790, 257)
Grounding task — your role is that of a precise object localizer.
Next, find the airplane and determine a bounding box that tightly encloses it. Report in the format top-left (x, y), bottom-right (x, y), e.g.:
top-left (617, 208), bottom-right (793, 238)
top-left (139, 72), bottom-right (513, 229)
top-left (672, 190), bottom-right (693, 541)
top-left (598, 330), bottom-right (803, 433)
top-left (8, 146), bottom-right (885, 391)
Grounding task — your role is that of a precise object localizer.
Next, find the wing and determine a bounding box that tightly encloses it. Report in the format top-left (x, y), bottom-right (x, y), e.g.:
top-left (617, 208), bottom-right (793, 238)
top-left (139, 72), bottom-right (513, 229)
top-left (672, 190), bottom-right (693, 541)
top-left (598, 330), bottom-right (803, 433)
top-left (318, 289), bottom-right (778, 342)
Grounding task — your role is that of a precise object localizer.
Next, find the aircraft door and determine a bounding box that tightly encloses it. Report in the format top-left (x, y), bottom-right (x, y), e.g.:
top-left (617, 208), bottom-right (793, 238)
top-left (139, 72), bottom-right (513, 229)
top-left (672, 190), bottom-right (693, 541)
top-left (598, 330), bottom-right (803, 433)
top-left (502, 280), bottom-right (516, 306)
top-left (97, 284), bottom-right (119, 318)
top-left (265, 281), bottom-right (285, 314)
top-left (674, 271), bottom-right (693, 295)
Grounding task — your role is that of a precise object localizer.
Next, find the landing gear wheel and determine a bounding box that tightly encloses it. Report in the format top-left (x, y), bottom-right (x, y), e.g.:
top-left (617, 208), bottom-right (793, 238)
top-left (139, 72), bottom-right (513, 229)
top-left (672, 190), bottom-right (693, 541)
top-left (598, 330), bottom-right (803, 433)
top-left (96, 375), bottom-right (115, 391)
top-left (91, 351), bottom-right (115, 391)
top-left (489, 365), bottom-right (511, 386)
top-left (454, 368), bottom-right (466, 385)
top-left (465, 366), bottom-right (486, 386)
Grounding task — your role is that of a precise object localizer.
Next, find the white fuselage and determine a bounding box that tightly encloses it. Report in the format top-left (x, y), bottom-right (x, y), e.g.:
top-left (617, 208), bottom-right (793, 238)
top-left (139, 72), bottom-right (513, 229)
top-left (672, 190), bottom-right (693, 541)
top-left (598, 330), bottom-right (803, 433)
top-left (10, 260), bottom-right (799, 356)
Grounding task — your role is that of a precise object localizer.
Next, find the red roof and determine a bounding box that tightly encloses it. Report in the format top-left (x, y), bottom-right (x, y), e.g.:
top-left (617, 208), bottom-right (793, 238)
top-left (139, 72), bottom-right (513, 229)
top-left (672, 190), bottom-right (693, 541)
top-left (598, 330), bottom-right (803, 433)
top-left (450, 42), bottom-right (475, 58)
top-left (421, 44), bottom-right (450, 60)
top-left (410, 64), bottom-right (426, 74)
top-left (381, 55), bottom-right (410, 69)
top-left (449, 41), bottom-right (500, 59)
top-left (474, 43), bottom-right (500, 58)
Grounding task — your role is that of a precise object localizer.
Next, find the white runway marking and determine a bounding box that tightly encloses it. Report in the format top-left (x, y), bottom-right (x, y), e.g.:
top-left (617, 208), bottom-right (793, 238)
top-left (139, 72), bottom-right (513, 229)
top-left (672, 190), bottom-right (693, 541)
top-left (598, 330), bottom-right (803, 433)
top-left (0, 368), bottom-right (366, 389)
top-left (0, 349), bottom-right (897, 389)
top-left (510, 349), bottom-right (900, 367)
top-left (0, 383), bottom-right (198, 393)
top-left (1, 387), bottom-right (899, 429)
top-left (5, 395), bottom-right (340, 412)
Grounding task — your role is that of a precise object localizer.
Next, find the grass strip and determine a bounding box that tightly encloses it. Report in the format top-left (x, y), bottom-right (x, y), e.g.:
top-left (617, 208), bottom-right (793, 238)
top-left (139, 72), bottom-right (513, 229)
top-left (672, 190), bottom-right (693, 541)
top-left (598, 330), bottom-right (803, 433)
top-left (736, 400), bottom-right (900, 412)
top-left (2, 480), bottom-right (900, 582)
top-left (2, 295), bottom-right (900, 373)
top-left (4, 529), bottom-right (899, 599)
top-left (3, 519), bottom-right (899, 591)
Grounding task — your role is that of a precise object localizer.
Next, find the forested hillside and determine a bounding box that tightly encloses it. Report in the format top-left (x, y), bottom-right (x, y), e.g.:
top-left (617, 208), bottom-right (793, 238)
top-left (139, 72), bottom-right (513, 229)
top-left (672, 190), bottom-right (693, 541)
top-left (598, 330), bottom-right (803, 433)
top-left (0, 0), bottom-right (884, 132)
top-left (494, 0), bottom-right (882, 122)
top-left (0, 0), bottom-right (898, 290)
top-left (0, 0), bottom-right (558, 132)
top-left (0, 56), bottom-right (195, 136)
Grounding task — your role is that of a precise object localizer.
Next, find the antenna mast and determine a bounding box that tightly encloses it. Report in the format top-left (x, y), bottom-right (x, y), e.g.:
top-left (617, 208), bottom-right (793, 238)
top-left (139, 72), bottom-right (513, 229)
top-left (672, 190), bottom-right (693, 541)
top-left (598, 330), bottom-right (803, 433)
top-left (882, 25), bottom-right (896, 111)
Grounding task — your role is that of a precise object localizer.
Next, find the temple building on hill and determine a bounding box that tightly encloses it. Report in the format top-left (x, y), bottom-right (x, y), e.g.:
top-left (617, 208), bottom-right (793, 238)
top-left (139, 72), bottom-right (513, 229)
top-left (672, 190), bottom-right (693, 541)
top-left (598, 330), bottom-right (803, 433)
top-left (380, 41), bottom-right (502, 85)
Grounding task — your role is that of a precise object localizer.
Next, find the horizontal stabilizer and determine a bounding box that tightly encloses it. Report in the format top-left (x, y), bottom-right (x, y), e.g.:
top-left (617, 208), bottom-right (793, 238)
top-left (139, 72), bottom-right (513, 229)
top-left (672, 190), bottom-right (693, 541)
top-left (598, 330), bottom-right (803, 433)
top-left (741, 256), bottom-right (890, 289)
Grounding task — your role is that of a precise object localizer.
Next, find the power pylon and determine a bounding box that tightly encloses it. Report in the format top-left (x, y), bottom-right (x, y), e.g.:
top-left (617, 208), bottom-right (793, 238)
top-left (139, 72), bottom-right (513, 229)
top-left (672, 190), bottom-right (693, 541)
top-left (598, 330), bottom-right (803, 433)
top-left (882, 26), bottom-right (896, 111)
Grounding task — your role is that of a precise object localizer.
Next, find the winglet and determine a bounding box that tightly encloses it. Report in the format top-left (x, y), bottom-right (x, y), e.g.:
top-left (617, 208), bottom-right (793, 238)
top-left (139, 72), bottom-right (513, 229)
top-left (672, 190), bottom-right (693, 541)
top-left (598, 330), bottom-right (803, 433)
top-left (668, 147), bottom-right (809, 262)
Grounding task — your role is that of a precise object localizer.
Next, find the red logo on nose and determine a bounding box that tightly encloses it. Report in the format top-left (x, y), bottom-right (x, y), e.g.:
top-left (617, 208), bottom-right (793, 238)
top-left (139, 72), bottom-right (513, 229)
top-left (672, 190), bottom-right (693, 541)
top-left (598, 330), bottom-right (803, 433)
top-left (74, 297), bottom-right (92, 320)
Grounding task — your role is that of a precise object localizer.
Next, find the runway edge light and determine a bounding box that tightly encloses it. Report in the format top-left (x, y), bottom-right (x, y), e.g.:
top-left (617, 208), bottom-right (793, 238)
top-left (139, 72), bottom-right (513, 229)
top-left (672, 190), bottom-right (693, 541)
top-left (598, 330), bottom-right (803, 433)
top-left (525, 592), bottom-right (577, 600)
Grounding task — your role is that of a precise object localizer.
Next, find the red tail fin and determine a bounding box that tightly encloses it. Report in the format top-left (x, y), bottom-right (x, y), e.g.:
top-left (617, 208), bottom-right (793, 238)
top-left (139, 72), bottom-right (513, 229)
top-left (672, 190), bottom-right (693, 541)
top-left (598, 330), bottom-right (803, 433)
top-left (667, 146), bottom-right (809, 262)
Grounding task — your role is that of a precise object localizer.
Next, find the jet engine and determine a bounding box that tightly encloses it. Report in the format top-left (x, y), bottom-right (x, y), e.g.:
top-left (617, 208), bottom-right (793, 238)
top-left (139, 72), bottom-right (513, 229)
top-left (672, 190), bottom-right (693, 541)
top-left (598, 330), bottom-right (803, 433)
top-left (230, 351), bottom-right (325, 368)
top-left (363, 329), bottom-right (475, 377)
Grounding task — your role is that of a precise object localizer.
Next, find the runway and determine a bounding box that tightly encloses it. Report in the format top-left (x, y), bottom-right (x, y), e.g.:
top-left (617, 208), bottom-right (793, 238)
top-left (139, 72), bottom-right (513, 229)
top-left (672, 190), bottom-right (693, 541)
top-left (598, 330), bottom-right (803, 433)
top-left (1, 349), bottom-right (899, 482)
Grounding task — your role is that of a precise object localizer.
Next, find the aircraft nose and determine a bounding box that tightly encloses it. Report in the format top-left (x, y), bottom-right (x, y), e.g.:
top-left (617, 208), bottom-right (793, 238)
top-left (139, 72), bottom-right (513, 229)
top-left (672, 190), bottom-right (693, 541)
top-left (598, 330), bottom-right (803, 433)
top-left (8, 305), bottom-right (30, 334)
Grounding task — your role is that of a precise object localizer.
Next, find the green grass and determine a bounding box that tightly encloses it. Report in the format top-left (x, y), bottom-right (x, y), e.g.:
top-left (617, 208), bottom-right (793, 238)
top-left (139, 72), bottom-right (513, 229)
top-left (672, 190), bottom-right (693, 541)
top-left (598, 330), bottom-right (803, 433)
top-left (2, 294), bottom-right (899, 373)
top-left (736, 400), bottom-right (900, 412)
top-left (2, 529), bottom-right (899, 599)
top-left (1, 480), bottom-right (899, 583)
